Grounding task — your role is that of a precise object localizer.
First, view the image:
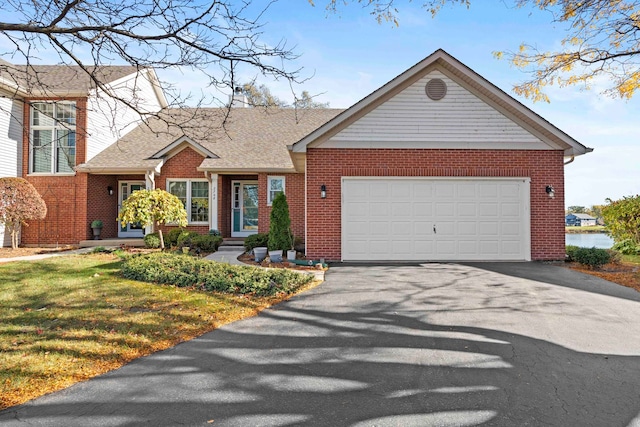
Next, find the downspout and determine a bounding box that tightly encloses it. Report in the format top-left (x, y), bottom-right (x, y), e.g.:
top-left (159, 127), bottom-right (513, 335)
top-left (564, 156), bottom-right (575, 165)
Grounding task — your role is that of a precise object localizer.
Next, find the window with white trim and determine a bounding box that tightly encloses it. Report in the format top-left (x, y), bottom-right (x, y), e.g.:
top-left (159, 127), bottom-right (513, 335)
top-left (267, 176), bottom-right (285, 206)
top-left (167, 180), bottom-right (209, 224)
top-left (30, 101), bottom-right (76, 174)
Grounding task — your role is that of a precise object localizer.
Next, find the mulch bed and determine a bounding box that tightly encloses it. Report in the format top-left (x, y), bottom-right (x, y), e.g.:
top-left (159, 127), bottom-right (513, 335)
top-left (566, 262), bottom-right (640, 293)
top-left (237, 253), bottom-right (326, 271)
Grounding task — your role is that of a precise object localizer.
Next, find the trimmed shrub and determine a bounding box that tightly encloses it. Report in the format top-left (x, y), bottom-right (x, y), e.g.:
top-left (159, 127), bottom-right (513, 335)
top-left (572, 247), bottom-right (611, 269)
top-left (244, 233), bottom-right (269, 252)
top-left (191, 234), bottom-right (223, 252)
top-left (144, 232), bottom-right (161, 249)
top-left (565, 245), bottom-right (580, 262)
top-left (176, 231), bottom-right (199, 247)
top-left (165, 227), bottom-right (187, 247)
top-left (268, 192), bottom-right (292, 251)
top-left (612, 239), bottom-right (640, 255)
top-left (121, 252), bottom-right (312, 296)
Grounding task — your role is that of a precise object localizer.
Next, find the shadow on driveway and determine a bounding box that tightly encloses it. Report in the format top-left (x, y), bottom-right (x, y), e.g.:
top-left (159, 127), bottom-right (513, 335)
top-left (1, 263), bottom-right (639, 426)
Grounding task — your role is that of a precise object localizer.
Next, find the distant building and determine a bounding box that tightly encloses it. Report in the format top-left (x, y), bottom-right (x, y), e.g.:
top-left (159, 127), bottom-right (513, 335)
top-left (565, 213), bottom-right (597, 227)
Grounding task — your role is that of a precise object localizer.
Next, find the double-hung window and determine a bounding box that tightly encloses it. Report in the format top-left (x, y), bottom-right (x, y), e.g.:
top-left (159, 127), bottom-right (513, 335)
top-left (30, 101), bottom-right (76, 174)
top-left (167, 180), bottom-right (209, 224)
top-left (267, 176), bottom-right (285, 205)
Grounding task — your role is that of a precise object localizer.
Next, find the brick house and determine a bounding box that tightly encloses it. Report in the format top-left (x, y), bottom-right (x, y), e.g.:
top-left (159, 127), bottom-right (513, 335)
top-left (2, 50), bottom-right (591, 260)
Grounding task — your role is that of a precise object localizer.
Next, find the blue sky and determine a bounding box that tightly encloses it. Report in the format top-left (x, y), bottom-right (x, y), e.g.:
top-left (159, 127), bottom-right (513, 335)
top-left (180, 0), bottom-right (635, 210)
top-left (3, 1), bottom-right (637, 208)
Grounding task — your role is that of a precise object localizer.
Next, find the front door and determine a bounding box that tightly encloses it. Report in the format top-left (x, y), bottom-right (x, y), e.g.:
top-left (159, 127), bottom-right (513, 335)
top-left (231, 181), bottom-right (258, 237)
top-left (118, 181), bottom-right (145, 238)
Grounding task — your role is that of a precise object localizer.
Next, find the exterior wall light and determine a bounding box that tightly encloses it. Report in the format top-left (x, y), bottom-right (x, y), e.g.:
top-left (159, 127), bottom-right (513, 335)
top-left (545, 185), bottom-right (555, 199)
top-left (108, 186), bottom-right (114, 196)
top-left (320, 184), bottom-right (326, 199)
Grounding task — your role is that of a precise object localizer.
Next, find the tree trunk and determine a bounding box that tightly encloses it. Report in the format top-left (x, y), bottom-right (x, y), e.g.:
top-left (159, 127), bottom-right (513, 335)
top-left (157, 222), bottom-right (165, 250)
top-left (10, 223), bottom-right (19, 249)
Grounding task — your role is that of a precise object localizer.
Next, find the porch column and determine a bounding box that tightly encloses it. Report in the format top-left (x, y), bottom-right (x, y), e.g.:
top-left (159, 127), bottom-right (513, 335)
top-left (145, 170), bottom-right (155, 235)
top-left (209, 173), bottom-right (218, 232)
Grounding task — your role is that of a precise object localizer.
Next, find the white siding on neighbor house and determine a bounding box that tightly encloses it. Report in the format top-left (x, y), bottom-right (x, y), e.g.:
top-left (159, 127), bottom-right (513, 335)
top-left (0, 91), bottom-right (24, 248)
top-left (323, 70), bottom-right (547, 150)
top-left (86, 70), bottom-right (164, 161)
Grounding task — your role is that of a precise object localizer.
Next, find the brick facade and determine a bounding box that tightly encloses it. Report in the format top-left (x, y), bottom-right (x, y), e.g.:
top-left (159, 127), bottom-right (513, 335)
top-left (22, 98), bottom-right (89, 246)
top-left (257, 173), bottom-right (305, 240)
top-left (306, 148), bottom-right (566, 261)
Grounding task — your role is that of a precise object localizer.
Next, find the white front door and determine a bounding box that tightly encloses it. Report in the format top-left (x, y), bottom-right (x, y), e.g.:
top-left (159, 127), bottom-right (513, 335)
top-left (231, 181), bottom-right (259, 237)
top-left (118, 181), bottom-right (145, 238)
top-left (341, 178), bottom-right (531, 261)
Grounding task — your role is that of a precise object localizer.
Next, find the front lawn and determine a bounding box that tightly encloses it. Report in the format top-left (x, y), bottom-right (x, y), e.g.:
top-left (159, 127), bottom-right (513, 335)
top-left (0, 253), bottom-right (318, 410)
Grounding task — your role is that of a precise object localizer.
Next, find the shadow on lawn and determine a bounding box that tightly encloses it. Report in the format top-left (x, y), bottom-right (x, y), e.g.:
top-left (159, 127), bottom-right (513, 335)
top-left (1, 263), bottom-right (639, 426)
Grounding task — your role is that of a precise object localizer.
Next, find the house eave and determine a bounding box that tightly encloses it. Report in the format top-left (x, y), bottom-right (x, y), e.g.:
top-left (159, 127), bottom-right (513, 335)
top-left (197, 167), bottom-right (299, 174)
top-left (75, 162), bottom-right (163, 175)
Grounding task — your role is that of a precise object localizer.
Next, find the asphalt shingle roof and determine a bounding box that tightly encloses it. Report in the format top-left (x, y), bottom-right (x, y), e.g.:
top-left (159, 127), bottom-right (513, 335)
top-left (81, 107), bottom-right (344, 172)
top-left (0, 58), bottom-right (138, 94)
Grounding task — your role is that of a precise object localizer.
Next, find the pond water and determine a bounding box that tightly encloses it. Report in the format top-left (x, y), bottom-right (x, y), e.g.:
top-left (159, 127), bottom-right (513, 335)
top-left (565, 233), bottom-right (614, 249)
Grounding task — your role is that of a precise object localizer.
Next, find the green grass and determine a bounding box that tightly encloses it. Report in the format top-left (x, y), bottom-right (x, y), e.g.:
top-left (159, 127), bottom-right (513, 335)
top-left (0, 253), bottom-right (318, 409)
top-left (565, 225), bottom-right (606, 233)
top-left (621, 254), bottom-right (640, 265)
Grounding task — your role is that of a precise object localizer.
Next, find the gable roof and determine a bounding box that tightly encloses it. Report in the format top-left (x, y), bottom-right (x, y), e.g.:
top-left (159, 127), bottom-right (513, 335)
top-left (568, 213), bottom-right (597, 220)
top-left (291, 49), bottom-right (592, 157)
top-left (77, 107), bottom-right (343, 174)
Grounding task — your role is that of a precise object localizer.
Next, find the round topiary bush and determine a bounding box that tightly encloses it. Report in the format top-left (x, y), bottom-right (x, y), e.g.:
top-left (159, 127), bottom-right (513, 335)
top-left (573, 247), bottom-right (611, 269)
top-left (144, 232), bottom-right (161, 249)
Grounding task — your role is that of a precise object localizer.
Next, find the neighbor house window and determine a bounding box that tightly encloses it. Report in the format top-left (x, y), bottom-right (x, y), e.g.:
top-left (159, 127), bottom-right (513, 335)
top-left (267, 176), bottom-right (285, 205)
top-left (167, 180), bottom-right (209, 224)
top-left (30, 101), bottom-right (76, 174)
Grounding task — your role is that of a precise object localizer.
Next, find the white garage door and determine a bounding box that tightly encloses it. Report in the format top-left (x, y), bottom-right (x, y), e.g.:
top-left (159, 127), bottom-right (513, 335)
top-left (342, 178), bottom-right (530, 261)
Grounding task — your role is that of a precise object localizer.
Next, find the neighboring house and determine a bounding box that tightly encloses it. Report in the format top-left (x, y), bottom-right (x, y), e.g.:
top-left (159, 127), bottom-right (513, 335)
top-left (4, 49), bottom-right (592, 260)
top-left (566, 213), bottom-right (597, 227)
top-left (0, 58), bottom-right (167, 247)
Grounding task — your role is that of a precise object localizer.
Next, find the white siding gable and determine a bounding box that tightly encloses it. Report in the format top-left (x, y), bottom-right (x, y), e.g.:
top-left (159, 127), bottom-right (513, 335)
top-left (86, 70), bottom-right (164, 161)
top-left (0, 89), bottom-right (23, 247)
top-left (321, 70), bottom-right (548, 150)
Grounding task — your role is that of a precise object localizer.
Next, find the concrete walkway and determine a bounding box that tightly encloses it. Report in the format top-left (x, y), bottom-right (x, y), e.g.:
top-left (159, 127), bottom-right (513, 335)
top-left (204, 249), bottom-right (245, 265)
top-left (1, 262), bottom-right (639, 426)
top-left (0, 247), bottom-right (95, 264)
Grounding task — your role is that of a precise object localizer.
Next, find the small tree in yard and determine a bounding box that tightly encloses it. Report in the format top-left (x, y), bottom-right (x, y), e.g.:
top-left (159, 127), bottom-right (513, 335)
top-left (0, 178), bottom-right (47, 249)
top-left (118, 189), bottom-right (187, 249)
top-left (602, 195), bottom-right (640, 250)
top-left (268, 193), bottom-right (293, 252)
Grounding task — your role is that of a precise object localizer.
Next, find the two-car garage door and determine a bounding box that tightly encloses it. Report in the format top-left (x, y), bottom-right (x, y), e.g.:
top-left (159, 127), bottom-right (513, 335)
top-left (342, 178), bottom-right (531, 261)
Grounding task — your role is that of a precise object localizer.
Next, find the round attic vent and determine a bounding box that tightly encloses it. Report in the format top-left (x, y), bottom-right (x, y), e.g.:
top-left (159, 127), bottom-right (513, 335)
top-left (425, 78), bottom-right (447, 101)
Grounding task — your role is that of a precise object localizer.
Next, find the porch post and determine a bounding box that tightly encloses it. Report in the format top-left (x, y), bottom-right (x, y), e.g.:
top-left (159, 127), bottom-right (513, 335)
top-left (145, 170), bottom-right (155, 235)
top-left (209, 173), bottom-right (218, 232)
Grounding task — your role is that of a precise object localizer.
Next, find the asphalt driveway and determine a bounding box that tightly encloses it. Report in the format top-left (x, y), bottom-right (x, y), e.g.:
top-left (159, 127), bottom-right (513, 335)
top-left (2, 262), bottom-right (640, 426)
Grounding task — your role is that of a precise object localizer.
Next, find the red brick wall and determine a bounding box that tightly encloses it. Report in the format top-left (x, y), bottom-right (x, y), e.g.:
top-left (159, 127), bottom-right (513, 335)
top-left (87, 175), bottom-right (119, 239)
top-left (258, 173), bottom-right (305, 240)
top-left (155, 147), bottom-right (210, 236)
top-left (22, 98), bottom-right (89, 246)
top-left (306, 148), bottom-right (565, 261)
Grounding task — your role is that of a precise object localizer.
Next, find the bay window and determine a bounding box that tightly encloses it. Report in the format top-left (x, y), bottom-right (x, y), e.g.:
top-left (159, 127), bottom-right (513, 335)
top-left (30, 101), bottom-right (76, 174)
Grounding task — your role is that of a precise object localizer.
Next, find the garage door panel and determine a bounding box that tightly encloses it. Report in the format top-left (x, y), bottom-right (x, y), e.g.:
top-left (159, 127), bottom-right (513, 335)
top-left (458, 222), bottom-right (477, 235)
top-left (458, 203), bottom-right (476, 216)
top-left (413, 202), bottom-right (433, 217)
top-left (392, 222), bottom-right (413, 236)
top-left (392, 203), bottom-right (412, 217)
top-left (478, 203), bottom-right (498, 217)
top-left (369, 221), bottom-right (390, 235)
top-left (414, 222), bottom-right (432, 235)
top-left (436, 241), bottom-right (456, 255)
top-left (370, 202), bottom-right (390, 216)
top-left (435, 203), bottom-right (455, 216)
top-left (342, 179), bottom-right (529, 261)
top-left (459, 241), bottom-right (478, 254)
